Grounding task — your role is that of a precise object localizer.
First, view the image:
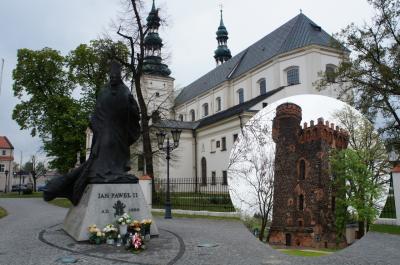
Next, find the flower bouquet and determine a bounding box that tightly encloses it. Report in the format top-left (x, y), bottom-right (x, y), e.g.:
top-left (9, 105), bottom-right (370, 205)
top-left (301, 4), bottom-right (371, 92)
top-left (117, 213), bottom-right (132, 235)
top-left (128, 220), bottom-right (142, 234)
top-left (125, 232), bottom-right (146, 253)
top-left (103, 224), bottom-right (118, 245)
top-left (141, 219), bottom-right (152, 240)
top-left (88, 224), bottom-right (105, 245)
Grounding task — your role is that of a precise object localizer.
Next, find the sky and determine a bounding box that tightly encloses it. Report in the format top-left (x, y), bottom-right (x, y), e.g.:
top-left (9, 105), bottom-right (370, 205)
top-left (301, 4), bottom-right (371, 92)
top-left (0, 0), bottom-right (374, 165)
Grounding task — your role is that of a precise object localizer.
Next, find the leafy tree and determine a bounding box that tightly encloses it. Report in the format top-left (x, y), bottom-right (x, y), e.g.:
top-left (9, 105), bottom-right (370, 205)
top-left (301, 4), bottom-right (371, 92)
top-left (318, 0), bottom-right (400, 151)
top-left (67, 39), bottom-right (129, 114)
top-left (333, 106), bottom-right (391, 231)
top-left (330, 149), bottom-right (382, 238)
top-left (12, 40), bottom-right (128, 173)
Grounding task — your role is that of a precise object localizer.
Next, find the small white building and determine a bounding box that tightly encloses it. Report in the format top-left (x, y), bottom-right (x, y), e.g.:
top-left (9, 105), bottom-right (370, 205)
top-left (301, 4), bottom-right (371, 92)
top-left (0, 136), bottom-right (14, 192)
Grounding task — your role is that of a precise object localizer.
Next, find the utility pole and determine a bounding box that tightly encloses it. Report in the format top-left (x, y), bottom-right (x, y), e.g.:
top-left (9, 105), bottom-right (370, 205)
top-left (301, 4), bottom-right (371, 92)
top-left (0, 58), bottom-right (4, 95)
top-left (31, 155), bottom-right (36, 192)
top-left (18, 151), bottom-right (22, 195)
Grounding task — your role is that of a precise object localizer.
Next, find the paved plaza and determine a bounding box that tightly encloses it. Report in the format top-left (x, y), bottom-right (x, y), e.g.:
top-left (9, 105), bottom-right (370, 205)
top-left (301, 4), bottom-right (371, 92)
top-left (0, 199), bottom-right (400, 265)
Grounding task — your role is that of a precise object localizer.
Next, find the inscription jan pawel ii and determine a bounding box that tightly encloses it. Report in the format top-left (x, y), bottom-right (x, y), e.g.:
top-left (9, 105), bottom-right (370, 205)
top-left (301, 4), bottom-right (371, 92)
top-left (97, 192), bottom-right (138, 199)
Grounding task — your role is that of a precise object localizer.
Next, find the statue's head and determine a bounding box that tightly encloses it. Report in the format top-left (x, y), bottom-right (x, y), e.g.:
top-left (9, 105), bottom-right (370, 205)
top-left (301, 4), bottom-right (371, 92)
top-left (109, 60), bottom-right (122, 87)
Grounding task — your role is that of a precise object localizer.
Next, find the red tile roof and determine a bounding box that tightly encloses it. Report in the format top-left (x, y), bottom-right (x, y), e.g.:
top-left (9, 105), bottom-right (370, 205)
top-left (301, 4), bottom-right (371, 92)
top-left (0, 136), bottom-right (14, 149)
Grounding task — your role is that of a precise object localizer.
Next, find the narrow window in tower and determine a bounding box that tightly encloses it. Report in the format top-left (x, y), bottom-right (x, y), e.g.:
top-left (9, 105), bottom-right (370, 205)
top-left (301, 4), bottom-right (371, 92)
top-left (203, 103), bottom-right (209, 117)
top-left (326, 64), bottom-right (337, 83)
top-left (332, 196), bottom-right (336, 213)
top-left (299, 194), bottom-right (304, 211)
top-left (222, 170), bottom-right (228, 185)
top-left (216, 97), bottom-right (222, 112)
top-left (221, 137), bottom-right (227, 151)
top-left (178, 114), bottom-right (184, 121)
top-left (286, 66), bottom-right (300, 85)
top-left (211, 171), bottom-right (216, 185)
top-left (299, 159), bottom-right (306, 180)
top-left (190, 109), bottom-right (195, 121)
top-left (258, 78), bottom-right (266, 95)
top-left (237, 88), bottom-right (244, 104)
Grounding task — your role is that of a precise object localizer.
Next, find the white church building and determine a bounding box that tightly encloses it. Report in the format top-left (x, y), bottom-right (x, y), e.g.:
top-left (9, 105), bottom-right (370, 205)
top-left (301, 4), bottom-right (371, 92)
top-left (87, 2), bottom-right (347, 189)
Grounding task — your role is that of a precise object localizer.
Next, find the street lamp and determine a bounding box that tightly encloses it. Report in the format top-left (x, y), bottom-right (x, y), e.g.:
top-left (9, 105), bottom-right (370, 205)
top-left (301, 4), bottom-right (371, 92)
top-left (156, 129), bottom-right (182, 219)
top-left (4, 170), bottom-right (9, 193)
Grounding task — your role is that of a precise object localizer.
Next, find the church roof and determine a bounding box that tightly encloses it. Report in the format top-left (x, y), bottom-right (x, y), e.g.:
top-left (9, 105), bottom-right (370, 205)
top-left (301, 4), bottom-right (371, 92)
top-left (156, 86), bottom-right (284, 131)
top-left (175, 13), bottom-right (344, 106)
top-left (197, 86), bottom-right (284, 129)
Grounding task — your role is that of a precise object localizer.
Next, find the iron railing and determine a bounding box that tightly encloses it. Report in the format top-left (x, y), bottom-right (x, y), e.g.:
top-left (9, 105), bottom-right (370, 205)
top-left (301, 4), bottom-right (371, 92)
top-left (152, 177), bottom-right (235, 212)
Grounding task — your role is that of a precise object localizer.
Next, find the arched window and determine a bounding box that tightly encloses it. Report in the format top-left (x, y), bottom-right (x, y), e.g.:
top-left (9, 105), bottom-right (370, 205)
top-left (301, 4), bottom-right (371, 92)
top-left (215, 97), bottom-right (222, 112)
top-left (299, 159), bottom-right (306, 180)
top-left (237, 88), bottom-right (244, 104)
top-left (201, 157), bottom-right (207, 185)
top-left (202, 103), bottom-right (209, 117)
top-left (178, 114), bottom-right (184, 121)
top-left (258, 78), bottom-right (266, 95)
top-left (298, 194), bottom-right (304, 211)
top-left (190, 109), bottom-right (195, 121)
top-left (326, 64), bottom-right (337, 83)
top-left (286, 66), bottom-right (300, 85)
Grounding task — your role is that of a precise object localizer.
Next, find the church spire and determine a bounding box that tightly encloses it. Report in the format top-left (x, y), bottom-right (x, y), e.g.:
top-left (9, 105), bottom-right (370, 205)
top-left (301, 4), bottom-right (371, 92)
top-left (214, 7), bottom-right (232, 65)
top-left (143, 0), bottom-right (171, 76)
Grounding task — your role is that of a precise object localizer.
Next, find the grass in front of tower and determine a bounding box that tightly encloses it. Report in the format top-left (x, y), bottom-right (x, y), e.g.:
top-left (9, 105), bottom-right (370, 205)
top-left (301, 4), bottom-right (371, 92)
top-left (0, 207), bottom-right (8, 219)
top-left (277, 248), bottom-right (333, 257)
top-left (370, 224), bottom-right (400, 235)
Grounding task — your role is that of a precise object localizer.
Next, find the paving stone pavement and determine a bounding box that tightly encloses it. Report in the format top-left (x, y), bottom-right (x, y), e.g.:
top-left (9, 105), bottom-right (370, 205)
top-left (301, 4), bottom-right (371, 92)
top-left (1, 198), bottom-right (400, 265)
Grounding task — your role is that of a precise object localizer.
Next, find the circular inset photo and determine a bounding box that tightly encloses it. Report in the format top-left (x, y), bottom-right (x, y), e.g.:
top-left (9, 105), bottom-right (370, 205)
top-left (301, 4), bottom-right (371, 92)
top-left (228, 94), bottom-right (391, 254)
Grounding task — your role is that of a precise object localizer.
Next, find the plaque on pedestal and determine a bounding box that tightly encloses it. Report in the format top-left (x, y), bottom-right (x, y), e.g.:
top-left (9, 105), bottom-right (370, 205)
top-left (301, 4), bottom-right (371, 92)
top-left (63, 183), bottom-right (158, 241)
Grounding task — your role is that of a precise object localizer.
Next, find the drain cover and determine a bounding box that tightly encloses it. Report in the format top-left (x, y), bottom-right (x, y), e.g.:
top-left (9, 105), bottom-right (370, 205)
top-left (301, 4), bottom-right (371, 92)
top-left (57, 257), bottom-right (78, 264)
top-left (197, 243), bottom-right (219, 248)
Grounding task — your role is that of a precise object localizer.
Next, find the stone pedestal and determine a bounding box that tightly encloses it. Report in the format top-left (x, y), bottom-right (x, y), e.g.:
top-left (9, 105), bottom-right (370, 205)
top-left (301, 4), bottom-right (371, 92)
top-left (63, 183), bottom-right (158, 241)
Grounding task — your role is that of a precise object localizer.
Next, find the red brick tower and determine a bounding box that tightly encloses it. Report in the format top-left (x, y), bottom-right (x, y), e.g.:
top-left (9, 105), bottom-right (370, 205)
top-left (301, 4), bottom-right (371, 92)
top-left (268, 103), bottom-right (349, 248)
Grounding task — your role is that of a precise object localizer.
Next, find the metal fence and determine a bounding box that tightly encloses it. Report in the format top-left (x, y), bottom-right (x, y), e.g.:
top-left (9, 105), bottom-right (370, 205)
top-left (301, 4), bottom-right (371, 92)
top-left (152, 177), bottom-right (235, 212)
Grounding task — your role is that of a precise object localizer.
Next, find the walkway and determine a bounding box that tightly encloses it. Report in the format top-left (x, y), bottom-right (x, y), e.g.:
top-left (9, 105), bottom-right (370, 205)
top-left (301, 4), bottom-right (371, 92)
top-left (0, 199), bottom-right (399, 265)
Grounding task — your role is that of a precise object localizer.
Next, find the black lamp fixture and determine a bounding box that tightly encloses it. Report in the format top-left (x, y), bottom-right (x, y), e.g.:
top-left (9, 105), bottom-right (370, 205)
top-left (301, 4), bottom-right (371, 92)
top-left (156, 128), bottom-right (182, 219)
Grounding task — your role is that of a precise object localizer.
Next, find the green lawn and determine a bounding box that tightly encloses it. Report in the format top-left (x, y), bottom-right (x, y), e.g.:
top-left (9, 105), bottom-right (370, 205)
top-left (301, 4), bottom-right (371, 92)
top-left (278, 249), bottom-right (331, 257)
top-left (0, 207), bottom-right (8, 219)
top-left (48, 198), bottom-right (72, 208)
top-left (370, 224), bottom-right (400, 235)
top-left (153, 193), bottom-right (235, 212)
top-left (0, 192), bottom-right (43, 198)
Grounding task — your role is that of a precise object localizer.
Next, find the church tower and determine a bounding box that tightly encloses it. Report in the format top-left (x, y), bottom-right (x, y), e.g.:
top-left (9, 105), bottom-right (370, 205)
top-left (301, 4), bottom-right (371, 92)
top-left (269, 103), bottom-right (349, 248)
top-left (141, 0), bottom-right (174, 120)
top-left (214, 8), bottom-right (232, 65)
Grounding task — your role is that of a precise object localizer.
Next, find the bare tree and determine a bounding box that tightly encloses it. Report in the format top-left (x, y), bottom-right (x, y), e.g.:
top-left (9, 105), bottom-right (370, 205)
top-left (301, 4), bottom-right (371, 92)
top-left (111, 0), bottom-right (171, 186)
top-left (228, 111), bottom-right (275, 241)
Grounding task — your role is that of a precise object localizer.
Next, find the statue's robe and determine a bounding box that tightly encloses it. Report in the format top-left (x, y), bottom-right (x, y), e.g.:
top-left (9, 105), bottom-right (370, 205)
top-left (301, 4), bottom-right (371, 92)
top-left (44, 81), bottom-right (141, 205)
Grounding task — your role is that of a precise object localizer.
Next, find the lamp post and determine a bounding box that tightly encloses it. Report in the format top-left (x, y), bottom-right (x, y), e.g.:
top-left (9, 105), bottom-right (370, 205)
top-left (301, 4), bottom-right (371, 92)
top-left (156, 128), bottom-right (182, 219)
top-left (4, 170), bottom-right (9, 193)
